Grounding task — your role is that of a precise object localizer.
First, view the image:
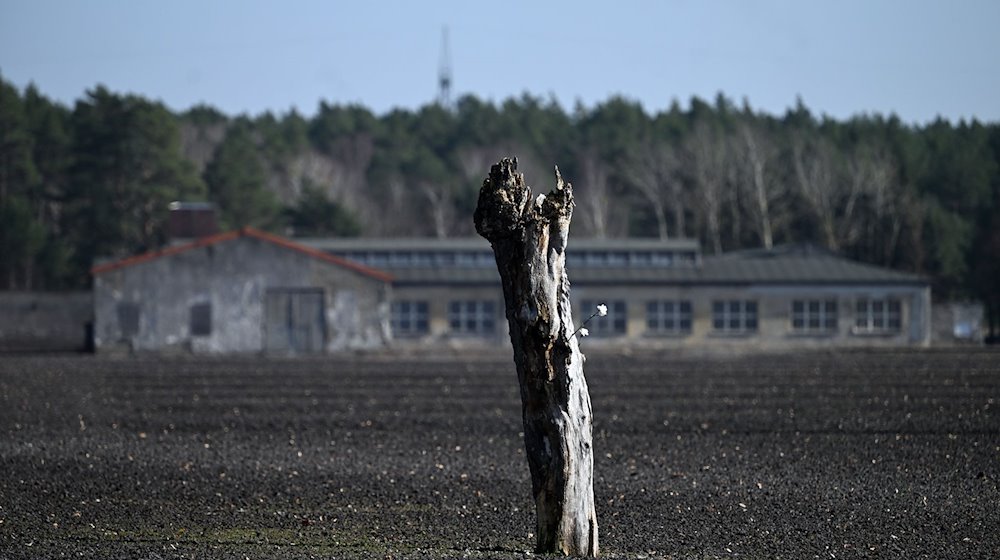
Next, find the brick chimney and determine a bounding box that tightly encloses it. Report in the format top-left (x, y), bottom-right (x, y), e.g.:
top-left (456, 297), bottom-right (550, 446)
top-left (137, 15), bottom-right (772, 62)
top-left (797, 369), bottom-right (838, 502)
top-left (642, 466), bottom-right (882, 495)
top-left (168, 201), bottom-right (218, 243)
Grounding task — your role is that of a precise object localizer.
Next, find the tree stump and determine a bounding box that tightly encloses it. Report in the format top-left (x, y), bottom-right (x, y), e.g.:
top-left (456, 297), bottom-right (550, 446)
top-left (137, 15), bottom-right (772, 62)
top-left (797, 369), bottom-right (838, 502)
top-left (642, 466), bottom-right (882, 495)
top-left (474, 157), bottom-right (599, 556)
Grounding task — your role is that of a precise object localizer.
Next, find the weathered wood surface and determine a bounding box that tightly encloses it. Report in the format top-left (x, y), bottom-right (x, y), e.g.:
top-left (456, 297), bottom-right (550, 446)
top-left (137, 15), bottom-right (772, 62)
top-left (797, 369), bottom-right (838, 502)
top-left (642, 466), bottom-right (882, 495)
top-left (474, 157), bottom-right (599, 556)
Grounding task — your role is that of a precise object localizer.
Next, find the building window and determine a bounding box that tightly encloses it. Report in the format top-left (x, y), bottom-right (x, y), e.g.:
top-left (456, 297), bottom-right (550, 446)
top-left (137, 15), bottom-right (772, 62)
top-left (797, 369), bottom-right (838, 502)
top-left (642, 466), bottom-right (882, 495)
top-left (855, 298), bottom-right (902, 333)
top-left (651, 251), bottom-right (674, 266)
top-left (630, 252), bottom-right (652, 266)
top-left (388, 251), bottom-right (412, 266)
top-left (581, 299), bottom-right (626, 336)
top-left (712, 300), bottom-right (758, 333)
top-left (607, 251), bottom-right (628, 266)
top-left (367, 252), bottom-right (389, 267)
top-left (678, 251), bottom-right (698, 265)
top-left (448, 300), bottom-right (496, 335)
top-left (455, 252), bottom-right (478, 267)
top-left (584, 252), bottom-right (608, 267)
top-left (413, 252), bottom-right (434, 267)
top-left (391, 301), bottom-right (429, 336)
top-left (435, 252), bottom-right (455, 266)
top-left (791, 299), bottom-right (837, 333)
top-left (190, 302), bottom-right (212, 336)
top-left (117, 302), bottom-right (140, 337)
top-left (646, 300), bottom-right (692, 335)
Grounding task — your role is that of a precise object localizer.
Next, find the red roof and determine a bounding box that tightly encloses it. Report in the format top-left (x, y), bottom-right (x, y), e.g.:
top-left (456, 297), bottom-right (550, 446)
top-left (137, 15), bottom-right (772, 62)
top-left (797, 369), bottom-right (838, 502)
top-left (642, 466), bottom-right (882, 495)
top-left (90, 227), bottom-right (393, 283)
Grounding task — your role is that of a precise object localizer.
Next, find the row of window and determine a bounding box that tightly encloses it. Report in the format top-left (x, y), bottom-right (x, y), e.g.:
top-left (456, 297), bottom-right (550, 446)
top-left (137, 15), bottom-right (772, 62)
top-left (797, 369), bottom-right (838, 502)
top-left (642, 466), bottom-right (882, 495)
top-left (565, 251), bottom-right (697, 268)
top-left (391, 300), bottom-right (498, 335)
top-left (389, 298), bottom-right (904, 337)
top-left (788, 298), bottom-right (902, 333)
top-left (339, 251), bottom-right (495, 268)
top-left (117, 297), bottom-right (903, 339)
top-left (116, 301), bottom-right (214, 337)
top-left (337, 250), bottom-right (697, 269)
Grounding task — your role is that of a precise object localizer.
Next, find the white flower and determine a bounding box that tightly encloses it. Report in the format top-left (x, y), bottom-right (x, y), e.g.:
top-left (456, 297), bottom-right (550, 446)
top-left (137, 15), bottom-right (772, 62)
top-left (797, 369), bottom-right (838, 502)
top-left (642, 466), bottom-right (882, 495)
top-left (597, 303), bottom-right (608, 317)
top-left (579, 327), bottom-right (590, 337)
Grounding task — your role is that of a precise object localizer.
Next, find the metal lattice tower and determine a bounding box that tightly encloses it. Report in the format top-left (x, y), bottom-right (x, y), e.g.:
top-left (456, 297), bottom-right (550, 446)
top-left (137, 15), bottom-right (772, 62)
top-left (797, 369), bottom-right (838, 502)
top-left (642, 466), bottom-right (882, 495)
top-left (438, 26), bottom-right (452, 109)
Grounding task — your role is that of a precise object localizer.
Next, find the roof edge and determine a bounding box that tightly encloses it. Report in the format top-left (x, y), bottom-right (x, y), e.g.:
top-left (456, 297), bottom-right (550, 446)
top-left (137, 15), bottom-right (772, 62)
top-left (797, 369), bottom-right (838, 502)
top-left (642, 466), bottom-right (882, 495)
top-left (90, 227), bottom-right (393, 283)
top-left (90, 230), bottom-right (242, 276)
top-left (244, 228), bottom-right (393, 282)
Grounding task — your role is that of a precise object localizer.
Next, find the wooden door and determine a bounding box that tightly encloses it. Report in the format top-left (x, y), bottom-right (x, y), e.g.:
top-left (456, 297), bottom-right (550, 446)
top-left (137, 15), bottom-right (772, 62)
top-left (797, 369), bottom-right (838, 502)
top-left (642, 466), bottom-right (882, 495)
top-left (264, 289), bottom-right (326, 353)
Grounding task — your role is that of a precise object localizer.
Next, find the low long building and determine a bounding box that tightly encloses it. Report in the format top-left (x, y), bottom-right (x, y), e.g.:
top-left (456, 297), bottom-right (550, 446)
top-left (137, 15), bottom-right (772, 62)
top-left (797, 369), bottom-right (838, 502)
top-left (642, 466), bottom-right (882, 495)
top-left (303, 237), bottom-right (932, 349)
top-left (90, 227), bottom-right (930, 354)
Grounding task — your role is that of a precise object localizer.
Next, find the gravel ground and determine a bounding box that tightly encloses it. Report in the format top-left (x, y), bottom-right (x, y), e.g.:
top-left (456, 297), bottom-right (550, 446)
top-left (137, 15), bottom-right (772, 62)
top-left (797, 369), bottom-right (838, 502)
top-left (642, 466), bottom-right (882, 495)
top-left (0, 349), bottom-right (998, 559)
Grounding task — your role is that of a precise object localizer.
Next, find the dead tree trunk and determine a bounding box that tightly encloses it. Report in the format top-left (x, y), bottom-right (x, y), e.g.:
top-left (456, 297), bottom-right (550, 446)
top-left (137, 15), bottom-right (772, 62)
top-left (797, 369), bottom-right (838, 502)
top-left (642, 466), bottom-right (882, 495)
top-left (473, 157), bottom-right (599, 556)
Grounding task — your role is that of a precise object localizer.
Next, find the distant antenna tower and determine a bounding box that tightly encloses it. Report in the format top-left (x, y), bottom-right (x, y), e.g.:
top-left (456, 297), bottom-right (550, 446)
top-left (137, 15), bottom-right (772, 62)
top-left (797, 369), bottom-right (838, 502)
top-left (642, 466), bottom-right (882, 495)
top-left (438, 26), bottom-right (453, 109)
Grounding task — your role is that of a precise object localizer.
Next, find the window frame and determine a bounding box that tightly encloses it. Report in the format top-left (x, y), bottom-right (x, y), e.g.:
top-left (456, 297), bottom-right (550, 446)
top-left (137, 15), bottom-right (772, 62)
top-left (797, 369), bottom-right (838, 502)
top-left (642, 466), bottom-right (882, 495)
top-left (854, 297), bottom-right (902, 334)
top-left (790, 298), bottom-right (838, 334)
top-left (189, 301), bottom-right (212, 337)
top-left (447, 300), bottom-right (497, 335)
top-left (645, 300), bottom-right (693, 336)
top-left (390, 300), bottom-right (430, 336)
top-left (711, 299), bottom-right (758, 334)
top-left (581, 299), bottom-right (627, 337)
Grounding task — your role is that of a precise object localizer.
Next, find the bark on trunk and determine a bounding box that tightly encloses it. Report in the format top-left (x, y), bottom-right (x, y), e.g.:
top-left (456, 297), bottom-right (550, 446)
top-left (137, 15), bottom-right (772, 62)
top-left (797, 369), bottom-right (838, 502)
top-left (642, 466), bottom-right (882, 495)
top-left (473, 157), bottom-right (599, 557)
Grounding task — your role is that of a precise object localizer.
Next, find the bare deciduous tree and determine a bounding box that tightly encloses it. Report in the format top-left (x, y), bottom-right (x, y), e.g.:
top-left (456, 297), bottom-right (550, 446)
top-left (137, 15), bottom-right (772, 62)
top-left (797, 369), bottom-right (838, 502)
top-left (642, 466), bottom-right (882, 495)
top-left (373, 176), bottom-right (416, 236)
top-left (847, 144), bottom-right (904, 264)
top-left (686, 122), bottom-right (729, 254)
top-left (418, 179), bottom-right (454, 238)
top-left (899, 189), bottom-right (928, 272)
top-left (576, 149), bottom-right (614, 238)
top-left (792, 134), bottom-right (862, 251)
top-left (736, 122), bottom-right (783, 249)
top-left (274, 133), bottom-right (376, 228)
top-left (623, 141), bottom-right (686, 239)
top-left (327, 133), bottom-right (375, 205)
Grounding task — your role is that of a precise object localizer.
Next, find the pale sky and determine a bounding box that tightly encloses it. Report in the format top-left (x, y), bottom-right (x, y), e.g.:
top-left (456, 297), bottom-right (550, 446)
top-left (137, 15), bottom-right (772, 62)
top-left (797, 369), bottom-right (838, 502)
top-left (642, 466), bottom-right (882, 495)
top-left (1, 0), bottom-right (998, 124)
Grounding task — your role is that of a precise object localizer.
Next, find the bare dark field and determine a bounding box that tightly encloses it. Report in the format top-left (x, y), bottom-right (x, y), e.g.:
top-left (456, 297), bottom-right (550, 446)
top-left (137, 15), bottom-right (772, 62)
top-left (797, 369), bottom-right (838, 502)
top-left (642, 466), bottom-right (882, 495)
top-left (1, 350), bottom-right (998, 559)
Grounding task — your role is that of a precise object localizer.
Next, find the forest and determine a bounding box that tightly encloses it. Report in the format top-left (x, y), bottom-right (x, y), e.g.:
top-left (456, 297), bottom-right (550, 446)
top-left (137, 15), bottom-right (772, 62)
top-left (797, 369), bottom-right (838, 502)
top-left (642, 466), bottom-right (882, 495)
top-left (1, 76), bottom-right (998, 327)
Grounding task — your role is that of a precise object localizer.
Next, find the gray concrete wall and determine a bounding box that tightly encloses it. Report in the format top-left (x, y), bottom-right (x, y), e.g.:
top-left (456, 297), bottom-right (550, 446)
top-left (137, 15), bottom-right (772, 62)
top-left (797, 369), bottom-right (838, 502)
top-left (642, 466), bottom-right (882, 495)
top-left (310, 261), bottom-right (391, 351)
top-left (0, 292), bottom-right (93, 352)
top-left (94, 236), bottom-right (388, 354)
top-left (931, 301), bottom-right (985, 345)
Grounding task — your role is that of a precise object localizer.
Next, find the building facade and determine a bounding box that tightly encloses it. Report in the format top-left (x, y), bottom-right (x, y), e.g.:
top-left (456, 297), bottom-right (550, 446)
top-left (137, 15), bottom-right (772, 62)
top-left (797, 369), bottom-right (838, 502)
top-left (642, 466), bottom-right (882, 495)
top-left (92, 228), bottom-right (391, 354)
top-left (303, 238), bottom-right (932, 350)
top-left (91, 230), bottom-right (931, 354)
